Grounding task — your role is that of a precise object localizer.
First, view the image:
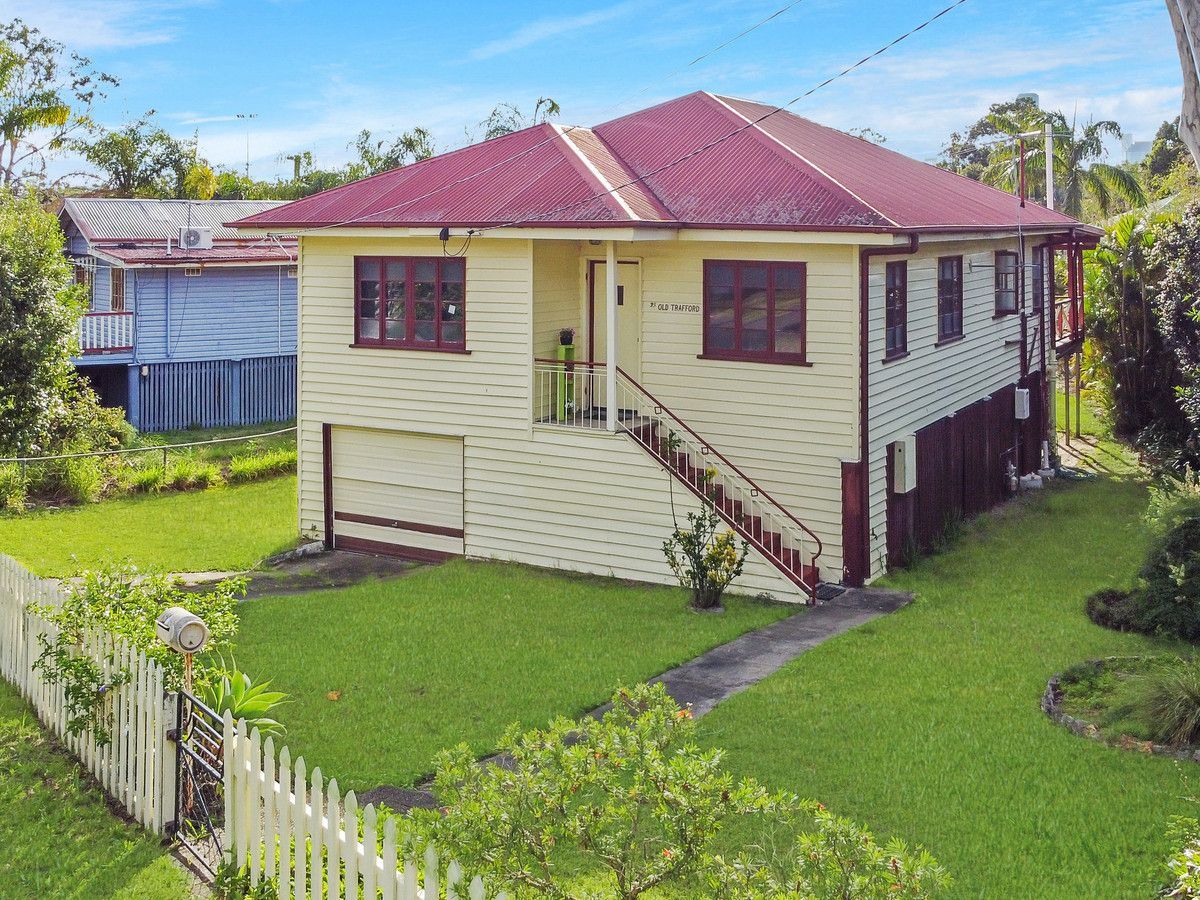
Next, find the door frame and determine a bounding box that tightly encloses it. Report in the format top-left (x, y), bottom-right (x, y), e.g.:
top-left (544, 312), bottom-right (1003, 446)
top-left (585, 258), bottom-right (642, 372)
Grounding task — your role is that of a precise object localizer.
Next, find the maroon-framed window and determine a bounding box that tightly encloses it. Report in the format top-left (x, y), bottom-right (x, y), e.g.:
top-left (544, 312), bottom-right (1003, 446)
top-left (702, 260), bottom-right (806, 363)
top-left (884, 260), bottom-right (907, 359)
top-left (937, 255), bottom-right (964, 342)
top-left (994, 250), bottom-right (1018, 316)
top-left (354, 256), bottom-right (466, 350)
top-left (1031, 251), bottom-right (1045, 314)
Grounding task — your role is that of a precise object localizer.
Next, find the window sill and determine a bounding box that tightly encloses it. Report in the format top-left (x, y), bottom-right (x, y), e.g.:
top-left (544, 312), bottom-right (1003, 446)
top-left (696, 352), bottom-right (812, 367)
top-left (881, 350), bottom-right (910, 364)
top-left (934, 335), bottom-right (964, 348)
top-left (349, 342), bottom-right (471, 354)
top-left (992, 311), bottom-right (1018, 320)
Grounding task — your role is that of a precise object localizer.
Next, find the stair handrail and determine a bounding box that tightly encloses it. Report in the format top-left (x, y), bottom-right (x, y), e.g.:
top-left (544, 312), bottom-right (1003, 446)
top-left (612, 364), bottom-right (824, 562)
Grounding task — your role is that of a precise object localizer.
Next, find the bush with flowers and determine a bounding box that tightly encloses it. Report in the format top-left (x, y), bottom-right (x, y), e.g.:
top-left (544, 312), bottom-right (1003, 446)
top-left (662, 463), bottom-right (749, 611)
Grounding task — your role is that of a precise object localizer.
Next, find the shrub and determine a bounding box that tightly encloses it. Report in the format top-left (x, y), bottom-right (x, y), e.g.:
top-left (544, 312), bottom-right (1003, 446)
top-left (1085, 588), bottom-right (1139, 632)
top-left (710, 803), bottom-right (950, 898)
top-left (1133, 517), bottom-right (1200, 640)
top-left (1165, 816), bottom-right (1200, 898)
top-left (1148, 467), bottom-right (1200, 534)
top-left (168, 454), bottom-right (224, 490)
top-left (0, 462), bottom-right (27, 512)
top-left (32, 567), bottom-right (244, 741)
top-left (123, 461), bottom-right (167, 493)
top-left (228, 447), bottom-right (297, 483)
top-left (417, 683), bottom-right (789, 899)
top-left (58, 456), bottom-right (105, 504)
top-left (1124, 656), bottom-right (1200, 747)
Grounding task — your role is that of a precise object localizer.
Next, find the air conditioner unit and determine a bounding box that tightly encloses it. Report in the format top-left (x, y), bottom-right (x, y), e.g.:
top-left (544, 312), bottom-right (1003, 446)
top-left (178, 226), bottom-right (213, 250)
top-left (1015, 388), bottom-right (1031, 420)
top-left (892, 434), bottom-right (917, 494)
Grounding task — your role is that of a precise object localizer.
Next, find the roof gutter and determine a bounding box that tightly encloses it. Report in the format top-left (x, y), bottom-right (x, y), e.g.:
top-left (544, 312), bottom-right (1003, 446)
top-left (854, 233), bottom-right (920, 586)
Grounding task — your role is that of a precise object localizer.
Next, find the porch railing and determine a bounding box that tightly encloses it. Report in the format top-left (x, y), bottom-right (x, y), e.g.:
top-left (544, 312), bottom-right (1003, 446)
top-left (533, 359), bottom-right (822, 597)
top-left (1053, 296), bottom-right (1083, 346)
top-left (79, 311), bottom-right (134, 354)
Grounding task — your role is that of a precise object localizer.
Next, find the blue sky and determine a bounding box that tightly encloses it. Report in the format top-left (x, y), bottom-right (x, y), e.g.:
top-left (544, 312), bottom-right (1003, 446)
top-left (0, 0), bottom-right (1182, 180)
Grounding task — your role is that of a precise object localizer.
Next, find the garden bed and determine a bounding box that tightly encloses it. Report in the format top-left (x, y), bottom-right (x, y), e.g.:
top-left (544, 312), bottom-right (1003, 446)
top-left (1043, 655), bottom-right (1200, 761)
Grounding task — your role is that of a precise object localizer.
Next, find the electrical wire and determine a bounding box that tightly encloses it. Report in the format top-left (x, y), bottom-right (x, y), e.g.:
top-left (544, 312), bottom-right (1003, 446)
top-left (286, 0), bottom-right (824, 237)
top-left (475, 0), bottom-right (972, 234)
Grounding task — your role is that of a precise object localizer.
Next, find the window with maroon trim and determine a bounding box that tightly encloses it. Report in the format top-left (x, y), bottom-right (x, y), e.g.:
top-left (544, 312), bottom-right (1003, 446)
top-left (994, 250), bottom-right (1018, 315)
top-left (354, 256), bottom-right (465, 349)
top-left (1031, 252), bottom-right (1045, 314)
top-left (937, 255), bottom-right (963, 341)
top-left (884, 260), bottom-right (907, 358)
top-left (702, 260), bottom-right (806, 363)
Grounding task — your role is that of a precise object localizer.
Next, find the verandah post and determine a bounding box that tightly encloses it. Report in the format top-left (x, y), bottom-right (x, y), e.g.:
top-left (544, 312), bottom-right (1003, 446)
top-left (605, 240), bottom-right (617, 432)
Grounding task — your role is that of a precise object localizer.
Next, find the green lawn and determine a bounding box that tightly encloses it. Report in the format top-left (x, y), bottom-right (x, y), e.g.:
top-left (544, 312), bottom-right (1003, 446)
top-left (0, 475), bottom-right (298, 576)
top-left (234, 560), bottom-right (793, 791)
top-left (698, 443), bottom-right (1192, 897)
top-left (0, 680), bottom-right (187, 899)
top-left (133, 420), bottom-right (296, 465)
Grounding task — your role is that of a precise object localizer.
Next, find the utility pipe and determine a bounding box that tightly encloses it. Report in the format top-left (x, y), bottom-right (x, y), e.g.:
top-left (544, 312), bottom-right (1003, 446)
top-left (855, 234), bottom-right (920, 586)
top-left (605, 240), bottom-right (618, 432)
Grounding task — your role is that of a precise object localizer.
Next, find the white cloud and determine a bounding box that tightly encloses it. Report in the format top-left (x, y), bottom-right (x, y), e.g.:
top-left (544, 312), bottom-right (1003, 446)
top-left (470, 1), bottom-right (641, 60)
top-left (0, 0), bottom-right (205, 49)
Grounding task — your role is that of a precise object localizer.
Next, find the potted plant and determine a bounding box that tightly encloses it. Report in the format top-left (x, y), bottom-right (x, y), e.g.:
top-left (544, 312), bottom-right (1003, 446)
top-left (559, 327), bottom-right (575, 347)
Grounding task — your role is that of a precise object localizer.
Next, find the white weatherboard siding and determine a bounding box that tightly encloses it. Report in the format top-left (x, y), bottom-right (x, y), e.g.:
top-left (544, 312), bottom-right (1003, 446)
top-left (629, 241), bottom-right (858, 583)
top-left (297, 234), bottom-right (830, 600)
top-left (865, 238), bottom-right (1043, 579)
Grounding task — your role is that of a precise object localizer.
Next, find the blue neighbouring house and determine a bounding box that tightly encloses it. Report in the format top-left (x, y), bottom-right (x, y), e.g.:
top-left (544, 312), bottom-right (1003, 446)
top-left (59, 198), bottom-right (299, 432)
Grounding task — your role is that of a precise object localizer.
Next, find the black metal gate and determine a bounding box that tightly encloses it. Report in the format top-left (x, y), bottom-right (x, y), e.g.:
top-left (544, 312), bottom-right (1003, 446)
top-left (170, 690), bottom-right (225, 878)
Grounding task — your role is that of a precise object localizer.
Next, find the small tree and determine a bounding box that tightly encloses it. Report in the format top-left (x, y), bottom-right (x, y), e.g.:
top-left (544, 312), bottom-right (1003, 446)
top-left (351, 126), bottom-right (435, 176)
top-left (662, 444), bottom-right (748, 610)
top-left (710, 803), bottom-right (950, 898)
top-left (76, 111), bottom-right (198, 198)
top-left (418, 683), bottom-right (786, 900)
top-left (1150, 202), bottom-right (1200, 462)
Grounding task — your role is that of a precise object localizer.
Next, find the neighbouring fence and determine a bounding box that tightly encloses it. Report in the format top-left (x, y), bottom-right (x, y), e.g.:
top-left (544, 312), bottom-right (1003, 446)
top-left (136, 353), bottom-right (297, 432)
top-left (0, 552), bottom-right (499, 897)
top-left (0, 553), bottom-right (176, 834)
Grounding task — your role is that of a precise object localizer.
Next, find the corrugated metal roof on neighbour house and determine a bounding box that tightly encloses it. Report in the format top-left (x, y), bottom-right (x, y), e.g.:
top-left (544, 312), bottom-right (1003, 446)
top-left (63, 198), bottom-right (292, 242)
top-left (230, 91), bottom-right (1099, 235)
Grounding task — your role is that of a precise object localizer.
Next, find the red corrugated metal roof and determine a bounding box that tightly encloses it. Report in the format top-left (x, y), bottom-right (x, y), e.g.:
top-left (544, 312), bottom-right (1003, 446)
top-left (91, 240), bottom-right (295, 266)
top-left (231, 92), bottom-right (1096, 235)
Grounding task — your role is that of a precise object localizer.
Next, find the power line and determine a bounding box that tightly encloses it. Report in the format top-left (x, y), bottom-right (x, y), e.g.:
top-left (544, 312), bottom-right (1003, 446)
top-left (292, 1), bottom-right (819, 236)
top-left (476, 0), bottom-right (972, 234)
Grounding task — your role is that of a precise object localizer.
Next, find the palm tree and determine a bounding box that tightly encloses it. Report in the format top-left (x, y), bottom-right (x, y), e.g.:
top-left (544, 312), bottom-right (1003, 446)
top-left (982, 109), bottom-right (1146, 219)
top-left (0, 41), bottom-right (70, 185)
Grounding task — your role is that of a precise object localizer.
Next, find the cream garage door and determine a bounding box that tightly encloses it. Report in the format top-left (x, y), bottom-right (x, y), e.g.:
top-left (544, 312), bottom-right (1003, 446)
top-left (330, 427), bottom-right (464, 561)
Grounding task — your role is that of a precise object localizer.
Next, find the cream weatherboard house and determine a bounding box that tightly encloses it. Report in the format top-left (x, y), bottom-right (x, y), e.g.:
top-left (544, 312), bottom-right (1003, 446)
top-left (233, 92), bottom-right (1099, 602)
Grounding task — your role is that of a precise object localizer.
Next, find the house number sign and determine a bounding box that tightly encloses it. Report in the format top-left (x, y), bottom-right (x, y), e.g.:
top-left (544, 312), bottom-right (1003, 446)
top-left (649, 302), bottom-right (700, 313)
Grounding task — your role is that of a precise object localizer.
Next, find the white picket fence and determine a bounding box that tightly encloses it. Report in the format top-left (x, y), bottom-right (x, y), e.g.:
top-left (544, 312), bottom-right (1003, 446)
top-left (0, 552), bottom-right (500, 897)
top-left (0, 553), bottom-right (176, 834)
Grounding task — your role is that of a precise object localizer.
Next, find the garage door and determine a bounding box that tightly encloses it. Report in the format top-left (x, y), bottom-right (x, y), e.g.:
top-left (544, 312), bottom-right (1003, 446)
top-left (329, 427), bottom-right (464, 561)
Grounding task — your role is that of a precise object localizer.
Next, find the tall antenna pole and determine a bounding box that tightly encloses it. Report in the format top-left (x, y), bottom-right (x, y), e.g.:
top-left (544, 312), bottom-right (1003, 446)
top-left (236, 113), bottom-right (258, 179)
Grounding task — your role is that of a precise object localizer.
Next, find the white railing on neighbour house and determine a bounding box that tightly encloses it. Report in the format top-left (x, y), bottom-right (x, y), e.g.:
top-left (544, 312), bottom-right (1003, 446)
top-left (79, 311), bottom-right (134, 353)
top-left (224, 714), bottom-right (500, 898)
top-left (0, 553), bottom-right (176, 834)
top-left (533, 360), bottom-right (823, 596)
top-left (0, 552), bottom-right (500, 894)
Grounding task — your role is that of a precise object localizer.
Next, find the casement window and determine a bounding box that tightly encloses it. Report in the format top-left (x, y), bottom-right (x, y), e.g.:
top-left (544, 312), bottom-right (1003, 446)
top-left (702, 260), bottom-right (807, 363)
top-left (994, 250), bottom-right (1018, 316)
top-left (884, 260), bottom-right (908, 359)
top-left (1031, 253), bottom-right (1045, 314)
top-left (354, 256), bottom-right (466, 350)
top-left (110, 267), bottom-right (125, 313)
top-left (936, 255), bottom-right (964, 342)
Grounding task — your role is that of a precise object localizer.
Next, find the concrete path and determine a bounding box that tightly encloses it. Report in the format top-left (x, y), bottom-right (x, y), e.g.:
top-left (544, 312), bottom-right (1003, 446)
top-left (359, 586), bottom-right (911, 812)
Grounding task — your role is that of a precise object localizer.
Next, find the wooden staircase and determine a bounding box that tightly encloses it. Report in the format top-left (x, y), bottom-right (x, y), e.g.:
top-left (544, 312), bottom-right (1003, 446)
top-left (622, 411), bottom-right (822, 601)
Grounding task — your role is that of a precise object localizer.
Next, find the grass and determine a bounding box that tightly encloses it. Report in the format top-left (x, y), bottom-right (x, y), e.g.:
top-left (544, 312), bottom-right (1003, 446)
top-left (0, 680), bottom-right (187, 899)
top-left (0, 476), bottom-right (298, 576)
top-left (696, 438), bottom-right (1195, 897)
top-left (133, 420), bottom-right (296, 466)
top-left (233, 560), bottom-right (793, 791)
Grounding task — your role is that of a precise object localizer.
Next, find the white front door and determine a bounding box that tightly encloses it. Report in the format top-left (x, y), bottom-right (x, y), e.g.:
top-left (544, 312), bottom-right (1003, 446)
top-left (590, 261), bottom-right (641, 410)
